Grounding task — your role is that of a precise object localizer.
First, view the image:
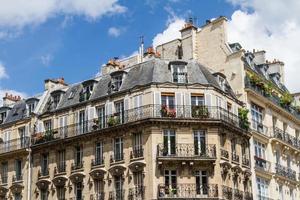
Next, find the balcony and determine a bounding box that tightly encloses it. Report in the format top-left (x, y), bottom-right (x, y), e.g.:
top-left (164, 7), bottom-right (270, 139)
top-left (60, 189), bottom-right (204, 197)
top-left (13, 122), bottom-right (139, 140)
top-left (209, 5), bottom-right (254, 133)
top-left (158, 184), bottom-right (218, 199)
top-left (92, 157), bottom-right (104, 167)
top-left (254, 156), bottom-right (271, 173)
top-left (110, 153), bottom-right (124, 164)
top-left (31, 105), bottom-right (248, 146)
top-left (233, 189), bottom-right (243, 200)
top-left (222, 186), bottom-right (232, 200)
top-left (71, 161), bottom-right (83, 171)
top-left (109, 190), bottom-right (125, 200)
top-left (38, 167), bottom-right (49, 178)
top-left (0, 176), bottom-right (7, 185)
top-left (128, 186), bottom-right (145, 200)
top-left (272, 127), bottom-right (300, 149)
top-left (242, 155), bottom-right (250, 167)
top-left (130, 146), bottom-right (144, 160)
top-left (0, 137), bottom-right (30, 154)
top-left (257, 195), bottom-right (274, 200)
top-left (157, 144), bottom-right (216, 161)
top-left (275, 163), bottom-right (296, 181)
top-left (54, 163), bottom-right (66, 175)
top-left (90, 193), bottom-right (105, 200)
top-left (251, 120), bottom-right (269, 137)
top-left (220, 148), bottom-right (229, 160)
top-left (231, 152), bottom-right (240, 164)
top-left (245, 76), bottom-right (300, 119)
top-left (12, 174), bottom-right (22, 182)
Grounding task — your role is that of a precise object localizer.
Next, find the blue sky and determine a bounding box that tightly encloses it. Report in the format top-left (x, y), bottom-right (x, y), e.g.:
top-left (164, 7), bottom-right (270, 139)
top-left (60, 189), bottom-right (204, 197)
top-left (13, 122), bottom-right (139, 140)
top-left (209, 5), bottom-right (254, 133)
top-left (1, 0), bottom-right (300, 100)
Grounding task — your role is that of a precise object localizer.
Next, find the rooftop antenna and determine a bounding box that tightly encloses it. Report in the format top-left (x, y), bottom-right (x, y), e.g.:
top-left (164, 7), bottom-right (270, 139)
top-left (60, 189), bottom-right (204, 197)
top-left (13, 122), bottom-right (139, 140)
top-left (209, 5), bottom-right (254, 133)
top-left (139, 35), bottom-right (144, 63)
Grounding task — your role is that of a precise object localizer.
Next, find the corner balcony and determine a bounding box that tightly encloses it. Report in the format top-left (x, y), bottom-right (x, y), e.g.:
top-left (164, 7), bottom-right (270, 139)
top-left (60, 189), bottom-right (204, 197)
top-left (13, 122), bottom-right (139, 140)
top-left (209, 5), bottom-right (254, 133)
top-left (272, 127), bottom-right (300, 150)
top-left (251, 120), bottom-right (269, 137)
top-left (157, 144), bottom-right (216, 164)
top-left (0, 137), bottom-right (30, 154)
top-left (31, 105), bottom-right (248, 146)
top-left (158, 184), bottom-right (218, 199)
top-left (275, 163), bottom-right (296, 181)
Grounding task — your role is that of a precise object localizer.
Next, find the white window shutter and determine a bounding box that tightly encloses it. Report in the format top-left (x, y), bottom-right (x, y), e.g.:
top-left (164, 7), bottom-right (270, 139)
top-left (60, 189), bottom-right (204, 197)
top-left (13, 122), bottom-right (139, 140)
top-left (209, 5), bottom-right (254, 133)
top-left (185, 92), bottom-right (191, 105)
top-left (175, 92), bottom-right (182, 105)
top-left (89, 107), bottom-right (95, 120)
top-left (154, 92), bottom-right (161, 105)
top-left (124, 98), bottom-right (129, 111)
top-left (134, 96), bottom-right (138, 108)
top-left (107, 103), bottom-right (113, 115)
top-left (205, 94), bottom-right (211, 107)
top-left (25, 125), bottom-right (29, 136)
top-left (59, 117), bottom-right (64, 127)
top-left (138, 95), bottom-right (143, 107)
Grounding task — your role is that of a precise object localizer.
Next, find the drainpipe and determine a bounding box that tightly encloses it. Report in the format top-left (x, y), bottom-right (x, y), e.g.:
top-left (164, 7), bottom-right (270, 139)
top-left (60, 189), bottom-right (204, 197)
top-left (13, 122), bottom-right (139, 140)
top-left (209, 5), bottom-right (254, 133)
top-left (27, 147), bottom-right (32, 200)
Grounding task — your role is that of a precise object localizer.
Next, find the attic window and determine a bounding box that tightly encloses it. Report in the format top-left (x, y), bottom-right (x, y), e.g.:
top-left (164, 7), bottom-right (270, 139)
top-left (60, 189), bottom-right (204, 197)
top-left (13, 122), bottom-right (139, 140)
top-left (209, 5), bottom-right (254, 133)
top-left (28, 102), bottom-right (35, 114)
top-left (52, 94), bottom-right (61, 109)
top-left (0, 112), bottom-right (6, 123)
top-left (171, 62), bottom-right (187, 83)
top-left (68, 91), bottom-right (75, 99)
top-left (80, 82), bottom-right (94, 102)
top-left (111, 74), bottom-right (123, 92)
top-left (218, 76), bottom-right (226, 91)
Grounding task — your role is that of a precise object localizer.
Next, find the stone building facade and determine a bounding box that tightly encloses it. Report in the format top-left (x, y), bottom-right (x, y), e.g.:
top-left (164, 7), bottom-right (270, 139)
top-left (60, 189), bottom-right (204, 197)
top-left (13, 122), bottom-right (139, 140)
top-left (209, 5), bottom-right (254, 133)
top-left (156, 17), bottom-right (300, 200)
top-left (0, 58), bottom-right (251, 200)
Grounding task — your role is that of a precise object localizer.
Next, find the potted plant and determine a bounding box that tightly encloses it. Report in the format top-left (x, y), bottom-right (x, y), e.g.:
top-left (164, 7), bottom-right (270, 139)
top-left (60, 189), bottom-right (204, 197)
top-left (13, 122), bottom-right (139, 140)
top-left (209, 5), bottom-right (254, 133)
top-left (280, 92), bottom-right (293, 108)
top-left (107, 116), bottom-right (116, 127)
top-left (238, 108), bottom-right (250, 130)
top-left (92, 119), bottom-right (99, 130)
top-left (160, 105), bottom-right (168, 117)
top-left (192, 105), bottom-right (209, 118)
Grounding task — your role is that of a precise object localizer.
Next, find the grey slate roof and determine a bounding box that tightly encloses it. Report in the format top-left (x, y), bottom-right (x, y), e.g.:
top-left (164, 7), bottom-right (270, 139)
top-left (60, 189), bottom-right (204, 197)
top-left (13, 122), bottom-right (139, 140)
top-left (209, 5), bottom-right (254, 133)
top-left (1, 58), bottom-right (238, 123)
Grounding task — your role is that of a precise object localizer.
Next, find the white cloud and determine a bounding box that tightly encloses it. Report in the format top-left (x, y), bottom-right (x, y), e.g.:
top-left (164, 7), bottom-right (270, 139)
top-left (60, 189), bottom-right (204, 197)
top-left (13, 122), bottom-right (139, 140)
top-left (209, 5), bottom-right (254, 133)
top-left (0, 62), bottom-right (8, 79)
top-left (227, 0), bottom-right (300, 92)
top-left (108, 27), bottom-right (123, 37)
top-left (152, 18), bottom-right (185, 48)
top-left (0, 88), bottom-right (27, 106)
top-left (0, 0), bottom-right (126, 38)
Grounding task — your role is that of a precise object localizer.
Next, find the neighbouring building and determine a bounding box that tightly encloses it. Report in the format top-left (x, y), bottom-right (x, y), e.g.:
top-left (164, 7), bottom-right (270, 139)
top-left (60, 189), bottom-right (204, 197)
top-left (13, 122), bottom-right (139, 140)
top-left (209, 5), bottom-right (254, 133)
top-left (0, 56), bottom-right (252, 200)
top-left (156, 16), bottom-right (300, 200)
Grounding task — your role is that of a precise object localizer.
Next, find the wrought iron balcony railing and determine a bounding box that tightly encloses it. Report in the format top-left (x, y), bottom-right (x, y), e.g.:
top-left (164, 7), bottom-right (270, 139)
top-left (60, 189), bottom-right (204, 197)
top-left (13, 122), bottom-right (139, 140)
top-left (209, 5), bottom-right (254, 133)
top-left (275, 163), bottom-right (296, 181)
top-left (251, 119), bottom-right (269, 136)
top-left (31, 105), bottom-right (248, 146)
top-left (245, 76), bottom-right (300, 119)
top-left (233, 189), bottom-right (243, 200)
top-left (157, 144), bottom-right (216, 159)
top-left (130, 146), bottom-right (144, 159)
top-left (231, 152), bottom-right (240, 163)
top-left (38, 167), bottom-right (49, 177)
top-left (71, 161), bottom-right (83, 171)
top-left (109, 189), bottom-right (125, 200)
top-left (0, 137), bottom-right (30, 154)
top-left (0, 176), bottom-right (7, 185)
top-left (173, 72), bottom-right (188, 83)
top-left (273, 127), bottom-right (300, 149)
top-left (220, 148), bottom-right (229, 160)
top-left (222, 186), bottom-right (232, 200)
top-left (128, 186), bottom-right (145, 200)
top-left (257, 194), bottom-right (274, 200)
top-left (242, 155), bottom-right (250, 167)
top-left (90, 193), bottom-right (105, 200)
top-left (254, 156), bottom-right (271, 172)
top-left (92, 157), bottom-right (104, 167)
top-left (54, 163), bottom-right (66, 174)
top-left (110, 153), bottom-right (124, 163)
top-left (12, 174), bottom-right (23, 182)
top-left (158, 184), bottom-right (218, 199)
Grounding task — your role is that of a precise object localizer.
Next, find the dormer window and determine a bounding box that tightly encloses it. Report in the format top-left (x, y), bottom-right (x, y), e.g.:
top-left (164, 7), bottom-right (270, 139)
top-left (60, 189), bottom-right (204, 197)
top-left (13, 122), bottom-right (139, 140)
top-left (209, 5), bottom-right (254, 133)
top-left (26, 98), bottom-right (39, 114)
top-left (52, 94), bottom-right (61, 109)
top-left (170, 61), bottom-right (187, 83)
top-left (80, 80), bottom-right (97, 102)
top-left (110, 71), bottom-right (126, 93)
top-left (0, 111), bottom-right (6, 124)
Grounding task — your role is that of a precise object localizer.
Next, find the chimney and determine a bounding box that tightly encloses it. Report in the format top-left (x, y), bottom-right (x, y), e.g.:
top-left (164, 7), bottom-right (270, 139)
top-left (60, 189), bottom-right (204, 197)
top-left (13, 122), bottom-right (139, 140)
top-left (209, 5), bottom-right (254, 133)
top-left (268, 59), bottom-right (285, 84)
top-left (3, 93), bottom-right (22, 106)
top-left (44, 77), bottom-right (67, 91)
top-left (253, 50), bottom-right (266, 65)
top-left (101, 58), bottom-right (124, 75)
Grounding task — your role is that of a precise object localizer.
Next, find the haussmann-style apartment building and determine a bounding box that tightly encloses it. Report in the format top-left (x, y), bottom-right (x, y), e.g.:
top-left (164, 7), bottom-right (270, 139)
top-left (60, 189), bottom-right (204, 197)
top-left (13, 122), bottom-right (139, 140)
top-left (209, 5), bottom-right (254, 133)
top-left (0, 49), bottom-right (252, 200)
top-left (156, 17), bottom-right (300, 200)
